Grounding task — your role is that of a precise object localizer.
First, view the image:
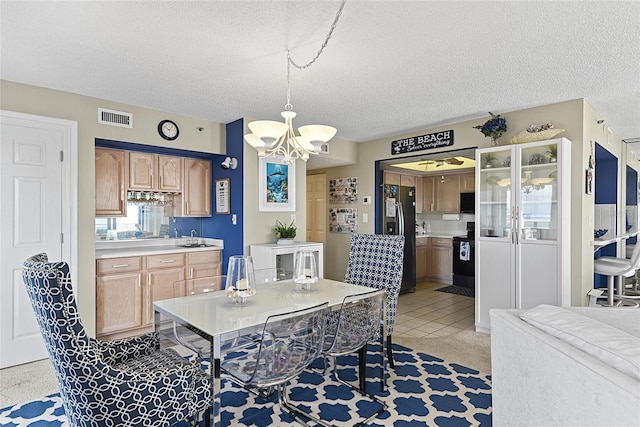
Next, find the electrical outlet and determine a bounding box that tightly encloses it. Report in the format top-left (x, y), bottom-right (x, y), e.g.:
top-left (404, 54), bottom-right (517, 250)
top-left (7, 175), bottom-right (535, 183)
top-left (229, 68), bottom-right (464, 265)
top-left (363, 213), bottom-right (368, 223)
top-left (232, 214), bottom-right (237, 225)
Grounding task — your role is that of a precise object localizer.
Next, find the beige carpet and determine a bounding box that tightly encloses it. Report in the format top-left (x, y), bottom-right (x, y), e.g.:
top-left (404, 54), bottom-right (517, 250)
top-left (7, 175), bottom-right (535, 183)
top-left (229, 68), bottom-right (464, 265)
top-left (395, 329), bottom-right (491, 374)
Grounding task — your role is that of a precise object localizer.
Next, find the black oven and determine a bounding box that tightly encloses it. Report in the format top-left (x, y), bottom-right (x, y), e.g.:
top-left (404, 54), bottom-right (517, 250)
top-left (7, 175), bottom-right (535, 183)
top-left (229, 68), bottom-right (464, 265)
top-left (452, 222), bottom-right (475, 290)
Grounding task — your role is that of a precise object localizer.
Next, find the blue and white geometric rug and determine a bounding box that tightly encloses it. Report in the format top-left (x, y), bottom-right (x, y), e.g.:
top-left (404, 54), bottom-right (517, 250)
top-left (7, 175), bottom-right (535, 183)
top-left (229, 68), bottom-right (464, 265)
top-left (0, 344), bottom-right (492, 426)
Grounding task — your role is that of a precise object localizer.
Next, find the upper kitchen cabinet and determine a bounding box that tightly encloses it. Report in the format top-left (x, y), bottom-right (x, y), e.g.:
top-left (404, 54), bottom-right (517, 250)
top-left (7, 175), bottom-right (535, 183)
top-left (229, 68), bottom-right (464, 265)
top-left (181, 158), bottom-right (212, 217)
top-left (460, 172), bottom-right (475, 192)
top-left (158, 155), bottom-right (183, 191)
top-left (95, 148), bottom-right (128, 217)
top-left (128, 152), bottom-right (183, 192)
top-left (435, 174), bottom-right (460, 213)
top-left (383, 171), bottom-right (400, 185)
top-left (422, 176), bottom-right (435, 213)
top-left (128, 152), bottom-right (155, 190)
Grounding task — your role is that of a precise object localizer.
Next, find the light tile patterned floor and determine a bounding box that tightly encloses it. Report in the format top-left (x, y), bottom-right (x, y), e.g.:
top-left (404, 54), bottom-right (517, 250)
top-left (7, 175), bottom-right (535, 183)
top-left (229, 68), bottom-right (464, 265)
top-left (394, 281), bottom-right (475, 338)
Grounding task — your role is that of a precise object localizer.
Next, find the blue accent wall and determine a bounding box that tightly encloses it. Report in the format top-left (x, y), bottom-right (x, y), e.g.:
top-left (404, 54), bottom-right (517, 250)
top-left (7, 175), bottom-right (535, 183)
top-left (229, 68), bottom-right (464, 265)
top-left (212, 119), bottom-right (245, 273)
top-left (594, 143), bottom-right (618, 286)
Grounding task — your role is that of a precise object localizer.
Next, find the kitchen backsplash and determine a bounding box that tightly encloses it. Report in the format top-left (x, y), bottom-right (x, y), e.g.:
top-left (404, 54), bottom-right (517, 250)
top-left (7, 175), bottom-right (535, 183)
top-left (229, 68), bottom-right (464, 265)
top-left (416, 212), bottom-right (475, 235)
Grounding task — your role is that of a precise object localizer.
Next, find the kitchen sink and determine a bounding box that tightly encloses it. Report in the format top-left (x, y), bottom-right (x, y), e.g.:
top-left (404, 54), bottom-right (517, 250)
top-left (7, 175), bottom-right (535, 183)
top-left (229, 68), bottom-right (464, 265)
top-left (177, 244), bottom-right (216, 248)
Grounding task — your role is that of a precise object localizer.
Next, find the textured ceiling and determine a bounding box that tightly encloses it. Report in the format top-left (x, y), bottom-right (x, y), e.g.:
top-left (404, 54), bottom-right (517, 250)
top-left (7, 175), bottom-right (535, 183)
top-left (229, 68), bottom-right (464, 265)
top-left (2, 1), bottom-right (639, 152)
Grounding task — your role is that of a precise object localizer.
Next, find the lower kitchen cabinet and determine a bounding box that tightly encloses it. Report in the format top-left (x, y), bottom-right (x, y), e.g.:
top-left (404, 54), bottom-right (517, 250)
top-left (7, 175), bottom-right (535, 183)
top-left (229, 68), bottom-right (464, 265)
top-left (429, 237), bottom-right (453, 284)
top-left (96, 257), bottom-right (144, 336)
top-left (416, 238), bottom-right (429, 280)
top-left (96, 249), bottom-right (220, 340)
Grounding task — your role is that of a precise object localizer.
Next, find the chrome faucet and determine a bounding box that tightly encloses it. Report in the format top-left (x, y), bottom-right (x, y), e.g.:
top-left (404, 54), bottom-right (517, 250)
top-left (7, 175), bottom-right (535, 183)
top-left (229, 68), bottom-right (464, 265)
top-left (173, 228), bottom-right (178, 239)
top-left (191, 229), bottom-right (198, 239)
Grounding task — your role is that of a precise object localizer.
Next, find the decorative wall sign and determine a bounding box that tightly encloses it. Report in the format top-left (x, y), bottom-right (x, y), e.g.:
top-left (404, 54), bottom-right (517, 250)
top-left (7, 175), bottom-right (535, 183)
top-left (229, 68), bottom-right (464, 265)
top-left (215, 178), bottom-right (230, 214)
top-left (259, 156), bottom-right (296, 212)
top-left (329, 208), bottom-right (358, 233)
top-left (329, 177), bottom-right (358, 204)
top-left (391, 130), bottom-right (454, 155)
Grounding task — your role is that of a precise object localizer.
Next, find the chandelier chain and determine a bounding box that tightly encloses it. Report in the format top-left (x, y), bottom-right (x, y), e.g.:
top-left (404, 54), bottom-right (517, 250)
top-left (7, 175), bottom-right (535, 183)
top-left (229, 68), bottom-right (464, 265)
top-left (285, 0), bottom-right (346, 110)
top-left (287, 0), bottom-right (347, 71)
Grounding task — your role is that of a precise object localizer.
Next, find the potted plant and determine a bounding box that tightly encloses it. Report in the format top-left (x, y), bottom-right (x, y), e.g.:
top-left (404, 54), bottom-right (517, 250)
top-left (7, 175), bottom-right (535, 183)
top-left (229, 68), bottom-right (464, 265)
top-left (274, 219), bottom-right (296, 244)
top-left (483, 152), bottom-right (497, 168)
top-left (545, 144), bottom-right (557, 163)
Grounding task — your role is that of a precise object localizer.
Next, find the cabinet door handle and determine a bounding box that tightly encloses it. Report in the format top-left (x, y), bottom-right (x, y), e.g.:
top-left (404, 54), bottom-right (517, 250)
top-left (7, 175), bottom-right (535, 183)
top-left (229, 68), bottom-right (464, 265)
top-left (111, 264), bottom-right (129, 268)
top-left (160, 259), bottom-right (176, 263)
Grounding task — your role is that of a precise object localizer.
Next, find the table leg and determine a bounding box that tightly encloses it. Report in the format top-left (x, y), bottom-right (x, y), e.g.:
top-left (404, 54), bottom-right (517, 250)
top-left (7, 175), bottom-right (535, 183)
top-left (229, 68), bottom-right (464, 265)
top-left (210, 336), bottom-right (222, 427)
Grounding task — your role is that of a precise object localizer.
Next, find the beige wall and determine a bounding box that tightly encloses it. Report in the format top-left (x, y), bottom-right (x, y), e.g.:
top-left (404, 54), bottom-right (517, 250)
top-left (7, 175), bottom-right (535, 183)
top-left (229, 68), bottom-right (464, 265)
top-left (1, 80), bottom-right (225, 336)
top-left (315, 99), bottom-right (621, 307)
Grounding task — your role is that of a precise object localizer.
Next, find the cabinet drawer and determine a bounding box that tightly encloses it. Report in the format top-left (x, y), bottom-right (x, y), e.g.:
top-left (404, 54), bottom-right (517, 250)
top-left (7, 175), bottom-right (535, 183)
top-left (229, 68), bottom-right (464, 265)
top-left (97, 257), bottom-right (142, 274)
top-left (416, 237), bottom-right (429, 247)
top-left (187, 250), bottom-right (221, 265)
top-left (431, 237), bottom-right (452, 247)
top-left (147, 253), bottom-right (185, 269)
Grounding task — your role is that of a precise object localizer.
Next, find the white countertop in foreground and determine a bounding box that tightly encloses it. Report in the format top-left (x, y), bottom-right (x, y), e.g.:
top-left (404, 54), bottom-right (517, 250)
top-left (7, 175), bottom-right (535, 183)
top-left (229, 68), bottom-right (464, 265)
top-left (96, 238), bottom-right (223, 259)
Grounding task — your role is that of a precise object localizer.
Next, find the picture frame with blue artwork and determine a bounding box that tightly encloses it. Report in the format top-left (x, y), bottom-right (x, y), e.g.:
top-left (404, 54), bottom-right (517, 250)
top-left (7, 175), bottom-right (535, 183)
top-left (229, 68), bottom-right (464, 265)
top-left (258, 156), bottom-right (296, 212)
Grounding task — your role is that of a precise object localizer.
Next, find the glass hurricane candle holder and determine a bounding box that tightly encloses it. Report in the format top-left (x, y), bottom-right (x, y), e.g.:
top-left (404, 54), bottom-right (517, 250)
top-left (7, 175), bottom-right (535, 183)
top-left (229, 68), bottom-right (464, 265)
top-left (293, 251), bottom-right (318, 292)
top-left (225, 255), bottom-right (257, 304)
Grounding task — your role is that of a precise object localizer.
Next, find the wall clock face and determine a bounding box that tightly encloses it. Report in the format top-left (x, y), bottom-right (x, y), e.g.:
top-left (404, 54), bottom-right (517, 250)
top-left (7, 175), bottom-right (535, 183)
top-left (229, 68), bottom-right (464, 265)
top-left (158, 119), bottom-right (179, 141)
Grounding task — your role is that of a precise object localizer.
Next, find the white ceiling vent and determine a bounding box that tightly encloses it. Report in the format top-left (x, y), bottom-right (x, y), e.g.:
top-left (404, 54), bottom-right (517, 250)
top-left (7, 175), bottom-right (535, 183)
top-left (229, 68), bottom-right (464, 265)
top-left (98, 108), bottom-right (133, 128)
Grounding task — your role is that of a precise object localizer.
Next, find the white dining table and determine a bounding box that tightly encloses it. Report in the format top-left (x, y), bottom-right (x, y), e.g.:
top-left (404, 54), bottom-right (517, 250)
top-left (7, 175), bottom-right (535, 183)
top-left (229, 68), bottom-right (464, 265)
top-left (153, 277), bottom-right (387, 427)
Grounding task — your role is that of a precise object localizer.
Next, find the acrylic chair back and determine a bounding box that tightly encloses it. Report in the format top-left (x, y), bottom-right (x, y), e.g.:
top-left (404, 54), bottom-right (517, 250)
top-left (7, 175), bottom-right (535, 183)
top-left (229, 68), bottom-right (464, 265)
top-left (324, 289), bottom-right (385, 356)
top-left (221, 302), bottom-right (328, 388)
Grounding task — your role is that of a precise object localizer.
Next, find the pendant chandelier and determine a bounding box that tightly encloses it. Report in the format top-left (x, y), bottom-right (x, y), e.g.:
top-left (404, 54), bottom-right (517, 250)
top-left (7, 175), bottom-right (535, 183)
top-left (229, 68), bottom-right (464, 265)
top-left (244, 1), bottom-right (346, 164)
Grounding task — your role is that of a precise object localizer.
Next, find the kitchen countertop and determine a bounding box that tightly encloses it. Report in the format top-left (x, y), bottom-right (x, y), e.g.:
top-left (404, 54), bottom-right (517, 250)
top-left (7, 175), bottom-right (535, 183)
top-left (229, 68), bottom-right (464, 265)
top-left (415, 233), bottom-right (457, 239)
top-left (96, 238), bottom-right (223, 259)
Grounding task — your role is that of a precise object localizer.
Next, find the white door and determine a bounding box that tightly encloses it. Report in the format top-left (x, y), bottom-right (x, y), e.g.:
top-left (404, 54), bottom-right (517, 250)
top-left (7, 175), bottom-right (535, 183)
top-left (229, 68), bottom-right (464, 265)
top-left (0, 111), bottom-right (76, 368)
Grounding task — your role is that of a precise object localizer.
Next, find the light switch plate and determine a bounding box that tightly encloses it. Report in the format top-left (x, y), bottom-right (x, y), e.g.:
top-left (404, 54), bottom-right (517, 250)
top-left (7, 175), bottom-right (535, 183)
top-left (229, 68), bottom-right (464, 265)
top-left (363, 196), bottom-right (371, 204)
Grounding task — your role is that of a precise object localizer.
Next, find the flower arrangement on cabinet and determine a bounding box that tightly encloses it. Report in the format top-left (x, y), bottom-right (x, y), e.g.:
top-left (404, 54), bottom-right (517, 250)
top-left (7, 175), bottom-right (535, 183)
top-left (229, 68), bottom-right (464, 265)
top-left (474, 112), bottom-right (507, 146)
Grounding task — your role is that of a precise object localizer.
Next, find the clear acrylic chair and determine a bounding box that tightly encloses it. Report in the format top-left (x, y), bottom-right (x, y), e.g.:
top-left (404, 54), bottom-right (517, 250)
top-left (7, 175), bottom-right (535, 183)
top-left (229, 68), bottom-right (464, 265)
top-left (254, 267), bottom-right (286, 284)
top-left (221, 302), bottom-right (328, 426)
top-left (301, 289), bottom-right (387, 426)
top-left (172, 276), bottom-right (229, 358)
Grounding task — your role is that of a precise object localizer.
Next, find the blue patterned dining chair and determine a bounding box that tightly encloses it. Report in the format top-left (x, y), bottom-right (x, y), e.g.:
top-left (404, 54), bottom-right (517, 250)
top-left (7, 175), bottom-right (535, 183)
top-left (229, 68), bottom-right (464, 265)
top-left (22, 253), bottom-right (212, 427)
top-left (343, 233), bottom-right (405, 370)
top-left (221, 302), bottom-right (328, 425)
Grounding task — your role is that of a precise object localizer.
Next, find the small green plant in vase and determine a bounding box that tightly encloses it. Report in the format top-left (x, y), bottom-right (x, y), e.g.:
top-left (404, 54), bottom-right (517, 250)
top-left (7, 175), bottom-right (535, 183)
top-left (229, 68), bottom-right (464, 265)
top-left (274, 220), bottom-right (296, 243)
top-left (545, 144), bottom-right (557, 163)
top-left (483, 152), bottom-right (497, 168)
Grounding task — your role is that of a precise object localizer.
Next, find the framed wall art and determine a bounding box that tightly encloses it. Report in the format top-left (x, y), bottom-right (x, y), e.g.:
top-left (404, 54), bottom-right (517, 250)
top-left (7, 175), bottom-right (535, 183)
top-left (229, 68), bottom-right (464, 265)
top-left (259, 156), bottom-right (296, 212)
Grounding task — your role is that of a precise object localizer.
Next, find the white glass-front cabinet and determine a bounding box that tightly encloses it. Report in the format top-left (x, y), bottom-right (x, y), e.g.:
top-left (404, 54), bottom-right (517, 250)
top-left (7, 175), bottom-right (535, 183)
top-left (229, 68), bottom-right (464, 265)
top-left (475, 138), bottom-right (571, 333)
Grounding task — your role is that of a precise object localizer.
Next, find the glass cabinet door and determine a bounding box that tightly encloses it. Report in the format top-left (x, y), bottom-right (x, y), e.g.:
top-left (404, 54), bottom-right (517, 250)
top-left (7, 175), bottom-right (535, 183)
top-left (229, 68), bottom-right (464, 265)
top-left (518, 142), bottom-right (559, 241)
top-left (478, 148), bottom-right (513, 238)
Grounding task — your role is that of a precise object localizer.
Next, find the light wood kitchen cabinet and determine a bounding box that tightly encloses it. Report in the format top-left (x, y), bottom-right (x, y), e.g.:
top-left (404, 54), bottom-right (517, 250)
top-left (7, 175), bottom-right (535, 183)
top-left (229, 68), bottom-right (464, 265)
top-left (129, 152), bottom-right (183, 192)
top-left (96, 256), bottom-right (144, 336)
top-left (435, 174), bottom-right (460, 213)
top-left (400, 174), bottom-right (416, 187)
top-left (182, 158), bottom-right (212, 217)
top-left (429, 237), bottom-right (453, 284)
top-left (383, 171), bottom-right (400, 185)
top-left (422, 176), bottom-right (435, 213)
top-left (95, 148), bottom-right (128, 217)
top-left (128, 152), bottom-right (155, 190)
top-left (158, 155), bottom-right (183, 191)
top-left (145, 253), bottom-right (186, 325)
top-left (460, 172), bottom-right (475, 192)
top-left (187, 250), bottom-right (222, 279)
top-left (96, 249), bottom-right (221, 339)
top-left (416, 237), bottom-right (430, 280)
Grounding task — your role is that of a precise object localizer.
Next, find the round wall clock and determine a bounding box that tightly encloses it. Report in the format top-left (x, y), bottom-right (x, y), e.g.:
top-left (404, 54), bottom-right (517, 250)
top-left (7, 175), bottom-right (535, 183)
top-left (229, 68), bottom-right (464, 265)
top-left (158, 119), bottom-right (179, 141)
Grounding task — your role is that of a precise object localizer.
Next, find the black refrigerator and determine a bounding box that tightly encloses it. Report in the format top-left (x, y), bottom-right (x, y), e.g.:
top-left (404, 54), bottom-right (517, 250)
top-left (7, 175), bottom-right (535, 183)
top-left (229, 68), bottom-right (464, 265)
top-left (382, 184), bottom-right (416, 293)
